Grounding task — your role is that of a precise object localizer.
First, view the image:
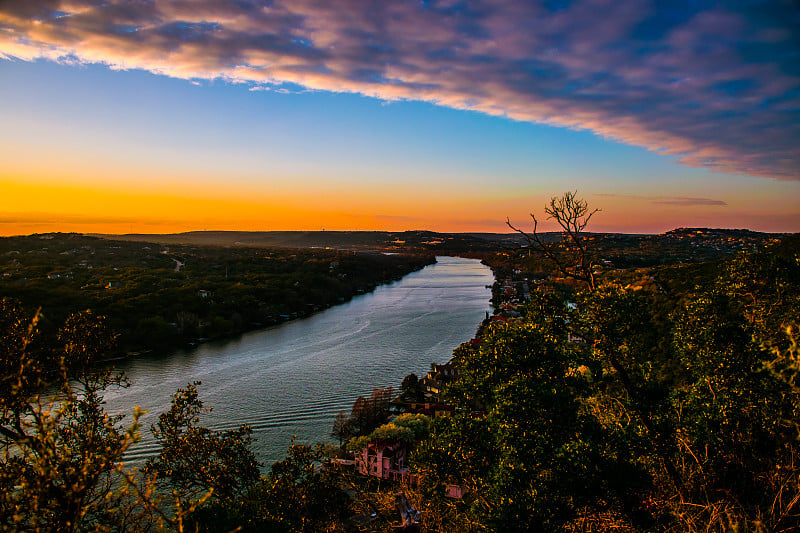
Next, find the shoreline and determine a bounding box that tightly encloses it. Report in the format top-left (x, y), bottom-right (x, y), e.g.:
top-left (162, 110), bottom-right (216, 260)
top-left (104, 256), bottom-right (438, 363)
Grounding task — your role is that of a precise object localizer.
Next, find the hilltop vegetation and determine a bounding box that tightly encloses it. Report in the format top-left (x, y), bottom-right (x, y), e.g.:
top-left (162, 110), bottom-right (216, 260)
top-left (1, 224), bottom-right (797, 532)
top-left (403, 234), bottom-right (800, 532)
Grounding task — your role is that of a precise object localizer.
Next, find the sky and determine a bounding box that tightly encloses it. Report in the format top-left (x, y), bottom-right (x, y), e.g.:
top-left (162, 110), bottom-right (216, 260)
top-left (0, 0), bottom-right (798, 235)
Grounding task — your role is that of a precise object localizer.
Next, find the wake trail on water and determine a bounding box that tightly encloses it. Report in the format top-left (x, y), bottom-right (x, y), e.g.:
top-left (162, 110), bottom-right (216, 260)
top-left (105, 257), bottom-right (493, 467)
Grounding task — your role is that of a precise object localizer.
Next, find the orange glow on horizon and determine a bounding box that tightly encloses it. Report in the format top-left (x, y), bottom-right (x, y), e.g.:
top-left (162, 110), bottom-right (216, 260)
top-left (0, 177), bottom-right (513, 235)
top-left (2, 177), bottom-right (798, 237)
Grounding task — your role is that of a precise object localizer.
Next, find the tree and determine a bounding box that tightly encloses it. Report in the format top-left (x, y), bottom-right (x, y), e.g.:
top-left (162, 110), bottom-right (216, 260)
top-left (413, 236), bottom-right (800, 532)
top-left (187, 443), bottom-right (350, 533)
top-left (330, 411), bottom-right (352, 447)
top-left (0, 299), bottom-right (244, 532)
top-left (414, 310), bottom-right (646, 532)
top-left (0, 299), bottom-right (167, 532)
top-left (341, 387), bottom-right (394, 438)
top-left (507, 191), bottom-right (599, 290)
top-left (145, 382), bottom-right (260, 503)
top-left (400, 373), bottom-right (424, 402)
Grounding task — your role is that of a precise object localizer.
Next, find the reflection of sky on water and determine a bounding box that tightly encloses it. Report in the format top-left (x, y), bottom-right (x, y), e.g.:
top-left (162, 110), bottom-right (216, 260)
top-left (102, 256), bottom-right (493, 467)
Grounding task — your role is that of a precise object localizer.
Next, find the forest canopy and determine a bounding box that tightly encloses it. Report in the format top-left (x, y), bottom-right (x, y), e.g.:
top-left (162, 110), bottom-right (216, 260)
top-left (412, 234), bottom-right (800, 532)
top-left (1, 228), bottom-right (798, 531)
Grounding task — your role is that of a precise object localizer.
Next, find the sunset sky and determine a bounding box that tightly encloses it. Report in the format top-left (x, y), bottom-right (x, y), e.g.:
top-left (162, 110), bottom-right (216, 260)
top-left (1, 0), bottom-right (798, 235)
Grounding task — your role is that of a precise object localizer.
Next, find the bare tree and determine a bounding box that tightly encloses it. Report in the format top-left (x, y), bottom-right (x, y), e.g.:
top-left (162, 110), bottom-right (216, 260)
top-left (507, 191), bottom-right (600, 290)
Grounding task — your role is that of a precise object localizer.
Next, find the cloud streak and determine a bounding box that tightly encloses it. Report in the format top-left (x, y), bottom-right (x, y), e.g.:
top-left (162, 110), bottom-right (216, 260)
top-left (1, 0), bottom-right (798, 180)
top-left (595, 194), bottom-right (727, 207)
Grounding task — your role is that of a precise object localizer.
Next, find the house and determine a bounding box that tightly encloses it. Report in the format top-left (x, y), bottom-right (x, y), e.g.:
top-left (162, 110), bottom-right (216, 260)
top-left (446, 484), bottom-right (467, 499)
top-left (423, 362), bottom-right (459, 398)
top-left (354, 440), bottom-right (418, 485)
top-left (394, 401), bottom-right (454, 418)
top-left (567, 332), bottom-right (585, 344)
top-left (352, 439), bottom-right (465, 499)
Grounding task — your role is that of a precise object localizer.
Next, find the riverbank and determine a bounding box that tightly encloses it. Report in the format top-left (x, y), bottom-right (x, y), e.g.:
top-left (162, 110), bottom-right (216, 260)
top-left (0, 232), bottom-right (435, 358)
top-left (100, 256), bottom-right (494, 466)
top-left (117, 252), bottom-right (437, 359)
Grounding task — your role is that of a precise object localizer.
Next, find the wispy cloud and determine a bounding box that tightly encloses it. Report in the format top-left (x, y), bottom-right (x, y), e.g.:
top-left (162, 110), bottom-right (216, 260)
top-left (596, 194), bottom-right (727, 207)
top-left (651, 197), bottom-right (727, 207)
top-left (1, 1), bottom-right (797, 179)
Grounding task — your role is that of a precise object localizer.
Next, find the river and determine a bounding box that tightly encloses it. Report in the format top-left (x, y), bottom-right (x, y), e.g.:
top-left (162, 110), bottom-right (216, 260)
top-left (102, 256), bottom-right (493, 466)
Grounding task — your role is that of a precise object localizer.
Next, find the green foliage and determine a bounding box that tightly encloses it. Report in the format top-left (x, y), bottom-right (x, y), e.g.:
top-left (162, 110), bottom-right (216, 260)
top-left (0, 299), bottom-right (164, 532)
top-left (0, 300), bottom-right (269, 532)
top-left (0, 233), bottom-right (434, 356)
top-left (390, 413), bottom-right (431, 440)
top-left (145, 382), bottom-right (261, 502)
top-left (414, 236), bottom-right (800, 532)
top-left (345, 413), bottom-right (431, 451)
top-left (669, 294), bottom-right (796, 505)
top-left (719, 234), bottom-right (800, 346)
top-left (418, 307), bottom-right (648, 531)
top-left (134, 315), bottom-right (177, 346)
top-left (188, 444), bottom-right (350, 533)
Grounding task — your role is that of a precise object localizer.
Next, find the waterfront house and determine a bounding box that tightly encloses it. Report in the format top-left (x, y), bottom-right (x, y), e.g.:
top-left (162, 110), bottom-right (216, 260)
top-left (355, 440), bottom-right (417, 485)
top-left (422, 363), bottom-right (459, 400)
top-left (393, 401), bottom-right (454, 418)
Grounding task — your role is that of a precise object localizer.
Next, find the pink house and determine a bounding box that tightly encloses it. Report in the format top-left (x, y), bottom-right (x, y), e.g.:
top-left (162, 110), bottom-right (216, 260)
top-left (354, 440), bottom-right (418, 485)
top-left (352, 440), bottom-right (468, 500)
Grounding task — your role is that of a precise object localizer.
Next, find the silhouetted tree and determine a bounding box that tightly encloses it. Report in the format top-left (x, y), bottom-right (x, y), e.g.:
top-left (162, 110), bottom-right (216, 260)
top-left (507, 191), bottom-right (599, 290)
top-left (331, 411), bottom-right (352, 447)
top-left (346, 387), bottom-right (394, 437)
top-left (400, 373), bottom-right (425, 402)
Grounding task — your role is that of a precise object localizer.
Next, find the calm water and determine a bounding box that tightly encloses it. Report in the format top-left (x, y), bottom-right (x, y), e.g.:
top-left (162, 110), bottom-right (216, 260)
top-left (102, 256), bottom-right (493, 466)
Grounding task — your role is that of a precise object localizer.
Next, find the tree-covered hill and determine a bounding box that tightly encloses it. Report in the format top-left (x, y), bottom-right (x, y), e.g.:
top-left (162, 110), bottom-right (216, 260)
top-left (1, 232), bottom-right (798, 531)
top-left (410, 235), bottom-right (800, 532)
top-left (0, 233), bottom-right (434, 356)
top-left (91, 229), bottom-right (496, 254)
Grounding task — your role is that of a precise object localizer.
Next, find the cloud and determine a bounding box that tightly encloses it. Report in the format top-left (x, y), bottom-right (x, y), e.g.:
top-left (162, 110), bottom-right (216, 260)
top-left (595, 194), bottom-right (727, 207)
top-left (1, 1), bottom-right (798, 180)
top-left (651, 197), bottom-right (727, 207)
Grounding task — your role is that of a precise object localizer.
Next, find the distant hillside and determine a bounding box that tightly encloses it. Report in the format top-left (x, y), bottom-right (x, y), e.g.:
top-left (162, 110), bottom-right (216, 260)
top-left (664, 227), bottom-right (775, 238)
top-left (463, 231), bottom-right (647, 245)
top-left (91, 230), bottom-right (497, 252)
top-left (91, 228), bottom-right (789, 258)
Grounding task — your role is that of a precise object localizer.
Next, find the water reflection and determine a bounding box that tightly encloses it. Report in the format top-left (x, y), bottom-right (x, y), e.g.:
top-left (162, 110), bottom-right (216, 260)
top-left (102, 256), bottom-right (493, 466)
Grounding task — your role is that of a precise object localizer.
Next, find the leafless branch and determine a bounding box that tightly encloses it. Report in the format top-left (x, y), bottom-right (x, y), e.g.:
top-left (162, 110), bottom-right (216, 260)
top-left (506, 191), bottom-right (599, 290)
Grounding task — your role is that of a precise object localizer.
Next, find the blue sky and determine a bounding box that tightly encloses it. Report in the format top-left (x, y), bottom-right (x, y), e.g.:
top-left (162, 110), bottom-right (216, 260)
top-left (1, 1), bottom-right (798, 234)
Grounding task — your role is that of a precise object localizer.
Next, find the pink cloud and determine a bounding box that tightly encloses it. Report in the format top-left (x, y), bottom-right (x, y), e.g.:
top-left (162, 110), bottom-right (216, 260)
top-left (595, 194), bottom-right (728, 207)
top-left (1, 0), bottom-right (797, 180)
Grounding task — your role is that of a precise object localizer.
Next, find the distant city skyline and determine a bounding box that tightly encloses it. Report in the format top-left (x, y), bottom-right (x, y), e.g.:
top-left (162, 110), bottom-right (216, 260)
top-left (1, 1), bottom-right (798, 235)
